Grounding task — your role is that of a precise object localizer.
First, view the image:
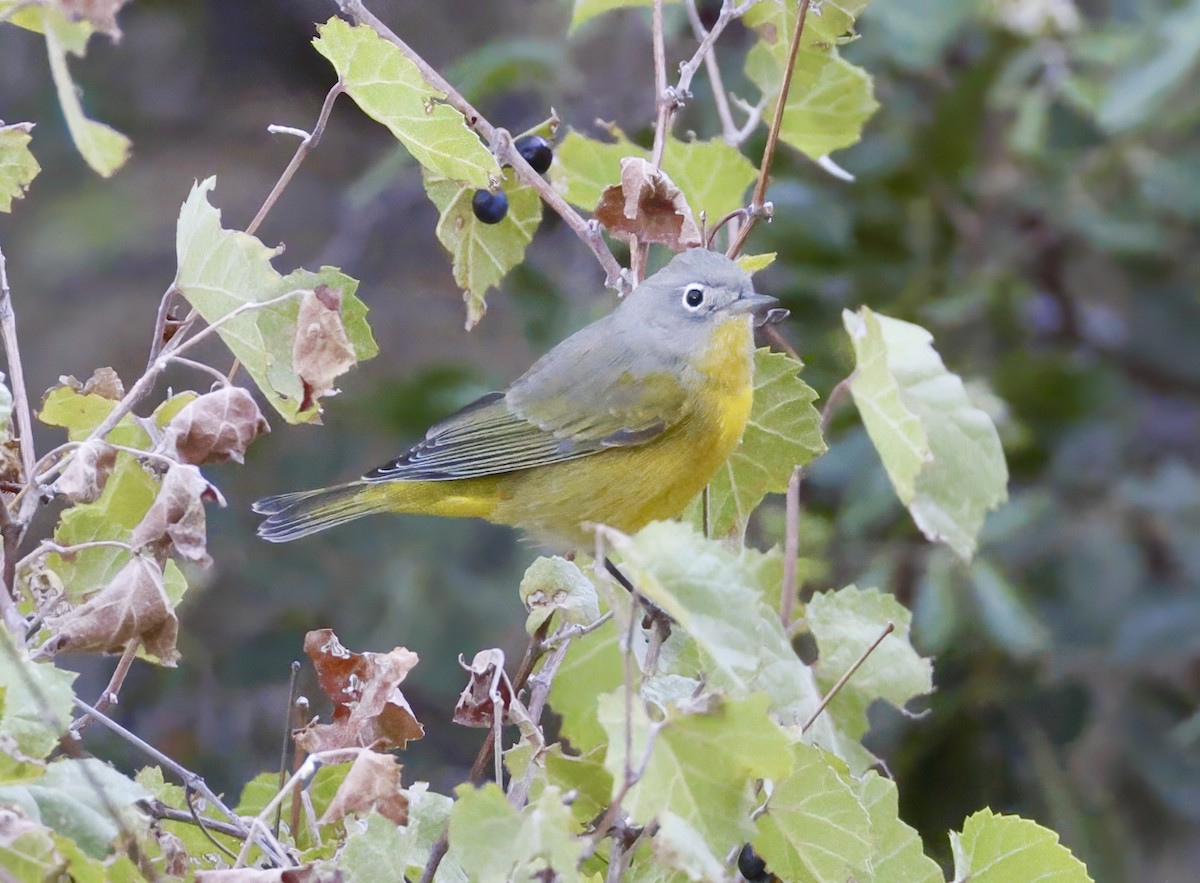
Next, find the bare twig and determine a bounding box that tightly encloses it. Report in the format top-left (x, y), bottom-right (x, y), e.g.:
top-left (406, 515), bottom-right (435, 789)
top-left (650, 0), bottom-right (671, 168)
top-left (684, 0), bottom-right (737, 142)
top-left (167, 356), bottom-right (233, 388)
top-left (69, 639), bottom-right (140, 736)
top-left (0, 248), bottom-right (36, 490)
top-left (535, 610), bottom-right (613, 653)
top-left (186, 787), bottom-right (240, 862)
top-left (780, 465), bottom-right (802, 626)
top-left (727, 0), bottom-right (812, 259)
top-left (820, 376), bottom-right (851, 435)
top-left (334, 0), bottom-right (629, 292)
top-left (275, 660), bottom-right (302, 839)
top-left (247, 81), bottom-right (345, 237)
top-left (73, 698), bottom-right (292, 867)
top-left (16, 539), bottom-right (137, 574)
top-left (145, 286), bottom-right (180, 369)
top-left (143, 797), bottom-right (247, 843)
top-left (802, 622), bottom-right (895, 733)
top-left (507, 626), bottom-right (579, 809)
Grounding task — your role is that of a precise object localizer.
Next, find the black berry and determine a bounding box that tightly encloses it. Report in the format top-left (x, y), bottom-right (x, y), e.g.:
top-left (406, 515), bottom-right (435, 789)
top-left (514, 135), bottom-right (553, 174)
top-left (737, 843), bottom-right (768, 881)
top-left (471, 188), bottom-right (508, 224)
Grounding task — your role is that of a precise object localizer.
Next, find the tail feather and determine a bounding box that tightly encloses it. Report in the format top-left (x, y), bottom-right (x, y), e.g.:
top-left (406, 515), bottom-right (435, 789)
top-left (254, 482), bottom-right (383, 543)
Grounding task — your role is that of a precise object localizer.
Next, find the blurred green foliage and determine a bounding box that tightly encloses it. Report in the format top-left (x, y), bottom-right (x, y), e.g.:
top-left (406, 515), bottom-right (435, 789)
top-left (2, 0), bottom-right (1197, 879)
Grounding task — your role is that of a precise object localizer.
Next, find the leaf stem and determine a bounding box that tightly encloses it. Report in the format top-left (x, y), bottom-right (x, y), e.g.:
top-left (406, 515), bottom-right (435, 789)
top-left (801, 621), bottom-right (895, 733)
top-left (247, 80), bottom-right (345, 237)
top-left (727, 0), bottom-right (812, 259)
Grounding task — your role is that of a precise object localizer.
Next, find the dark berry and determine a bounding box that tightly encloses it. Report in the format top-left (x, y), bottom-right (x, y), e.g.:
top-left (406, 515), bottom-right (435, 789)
top-left (471, 188), bottom-right (508, 224)
top-left (514, 134), bottom-right (553, 174)
top-left (737, 843), bottom-right (768, 881)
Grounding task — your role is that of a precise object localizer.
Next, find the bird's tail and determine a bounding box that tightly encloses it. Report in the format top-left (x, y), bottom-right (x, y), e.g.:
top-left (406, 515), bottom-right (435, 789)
top-left (253, 482), bottom-right (388, 543)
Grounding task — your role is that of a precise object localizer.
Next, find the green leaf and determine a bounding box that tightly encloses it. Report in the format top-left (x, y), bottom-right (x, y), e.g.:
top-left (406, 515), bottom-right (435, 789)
top-left (39, 8), bottom-right (130, 177)
top-left (647, 811), bottom-right (727, 881)
top-left (547, 617), bottom-right (624, 753)
top-left (313, 17), bottom-right (499, 188)
top-left (422, 168), bottom-right (542, 328)
top-left (806, 584), bottom-right (933, 751)
top-left (341, 787), bottom-right (455, 883)
top-left (0, 814), bottom-right (61, 882)
top-left (38, 386), bottom-right (148, 448)
top-left (0, 632), bottom-right (77, 780)
top-left (844, 306), bottom-right (1008, 560)
top-left (659, 139), bottom-right (758, 222)
top-left (446, 783), bottom-right (582, 883)
top-left (599, 691), bottom-right (792, 857)
top-left (753, 743), bottom-right (872, 883)
top-left (950, 809), bottom-right (1094, 882)
top-left (737, 253), bottom-right (777, 273)
top-left (569, 0), bottom-right (677, 34)
top-left (853, 772), bottom-right (942, 883)
top-left (173, 177), bottom-right (376, 422)
top-left (701, 349), bottom-right (825, 539)
top-left (46, 456), bottom-right (159, 602)
top-left (0, 758), bottom-right (148, 859)
top-left (0, 123), bottom-right (40, 212)
top-left (745, 41), bottom-right (879, 159)
top-left (519, 555), bottom-right (601, 634)
top-left (550, 128), bottom-right (640, 210)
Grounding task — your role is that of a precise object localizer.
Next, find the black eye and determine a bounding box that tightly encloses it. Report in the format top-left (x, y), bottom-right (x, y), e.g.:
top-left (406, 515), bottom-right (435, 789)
top-left (683, 285), bottom-right (705, 309)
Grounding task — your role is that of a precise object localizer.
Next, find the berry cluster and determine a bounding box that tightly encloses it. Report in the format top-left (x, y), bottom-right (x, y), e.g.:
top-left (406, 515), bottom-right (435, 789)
top-left (471, 135), bottom-right (553, 225)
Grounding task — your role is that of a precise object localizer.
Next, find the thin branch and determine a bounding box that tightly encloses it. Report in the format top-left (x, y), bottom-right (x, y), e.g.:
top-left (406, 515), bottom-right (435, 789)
top-left (167, 356), bottom-right (233, 388)
top-left (684, 0), bottom-right (737, 142)
top-left (73, 698), bottom-right (292, 867)
top-left (0, 247), bottom-right (37, 496)
top-left (16, 539), bottom-right (136, 574)
top-left (780, 465), bottom-right (802, 626)
top-left (247, 81), bottom-right (344, 237)
top-left (143, 798), bottom-right (247, 843)
top-left (275, 660), bottom-right (302, 839)
top-left (0, 499), bottom-right (26, 638)
top-left (145, 286), bottom-right (180, 369)
top-left (69, 639), bottom-right (140, 736)
top-left (802, 622), bottom-right (895, 733)
top-left (535, 610), bottom-right (613, 653)
top-left (507, 627), bottom-right (577, 809)
top-left (650, 0), bottom-right (671, 168)
top-left (335, 0), bottom-right (628, 292)
top-left (727, 0), bottom-right (812, 259)
top-left (186, 787), bottom-right (241, 862)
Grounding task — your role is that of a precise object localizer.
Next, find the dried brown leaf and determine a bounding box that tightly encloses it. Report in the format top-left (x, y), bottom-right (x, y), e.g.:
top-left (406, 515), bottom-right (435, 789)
top-left (130, 464), bottom-right (220, 567)
top-left (45, 555), bottom-right (179, 664)
top-left (59, 0), bottom-right (132, 39)
top-left (593, 157), bottom-right (702, 250)
top-left (294, 629), bottom-right (424, 754)
top-left (318, 750), bottom-right (408, 827)
top-left (81, 367), bottom-right (125, 400)
top-left (452, 648), bottom-right (514, 728)
top-left (53, 440), bottom-right (117, 503)
top-left (161, 386), bottom-right (270, 465)
top-left (293, 285), bottom-right (357, 414)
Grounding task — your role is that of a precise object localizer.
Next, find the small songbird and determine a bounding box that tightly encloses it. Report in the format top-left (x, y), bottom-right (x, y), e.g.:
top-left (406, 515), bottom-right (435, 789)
top-left (254, 248), bottom-right (779, 548)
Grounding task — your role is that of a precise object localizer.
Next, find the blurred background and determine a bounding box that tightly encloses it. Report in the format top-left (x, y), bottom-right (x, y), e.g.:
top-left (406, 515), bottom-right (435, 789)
top-left (2, 0), bottom-right (1198, 879)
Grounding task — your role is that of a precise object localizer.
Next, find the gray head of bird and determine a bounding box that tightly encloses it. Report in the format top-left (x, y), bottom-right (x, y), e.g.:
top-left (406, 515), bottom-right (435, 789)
top-left (617, 249), bottom-right (781, 337)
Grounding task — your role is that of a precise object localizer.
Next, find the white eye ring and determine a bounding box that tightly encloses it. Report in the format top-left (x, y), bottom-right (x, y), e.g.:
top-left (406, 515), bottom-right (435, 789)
top-left (682, 284), bottom-right (706, 311)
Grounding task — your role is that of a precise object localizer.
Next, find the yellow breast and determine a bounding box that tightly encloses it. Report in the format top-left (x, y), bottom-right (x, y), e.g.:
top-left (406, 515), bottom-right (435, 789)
top-left (491, 316), bottom-right (756, 546)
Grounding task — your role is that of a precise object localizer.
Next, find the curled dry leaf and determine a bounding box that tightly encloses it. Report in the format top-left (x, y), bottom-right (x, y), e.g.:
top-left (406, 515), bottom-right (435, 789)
top-left (45, 555), bottom-right (180, 665)
top-left (73, 367), bottom-right (125, 401)
top-left (130, 464), bottom-right (221, 567)
top-left (294, 629), bottom-right (424, 754)
top-left (593, 157), bottom-right (702, 251)
top-left (318, 749), bottom-right (408, 827)
top-left (293, 285), bottom-right (357, 414)
top-left (59, 0), bottom-right (133, 39)
top-left (452, 648), bottom-right (514, 728)
top-left (161, 386), bottom-right (269, 465)
top-left (53, 440), bottom-right (117, 503)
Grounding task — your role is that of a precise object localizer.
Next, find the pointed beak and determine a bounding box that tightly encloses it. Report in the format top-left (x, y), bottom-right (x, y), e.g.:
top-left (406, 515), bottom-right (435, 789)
top-left (727, 292), bottom-right (784, 326)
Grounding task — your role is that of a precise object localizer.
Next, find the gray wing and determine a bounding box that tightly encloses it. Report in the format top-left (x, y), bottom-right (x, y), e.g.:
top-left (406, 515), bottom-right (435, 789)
top-left (364, 320), bottom-right (687, 483)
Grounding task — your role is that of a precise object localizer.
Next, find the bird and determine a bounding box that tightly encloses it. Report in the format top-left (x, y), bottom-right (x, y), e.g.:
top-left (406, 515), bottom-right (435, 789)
top-left (254, 248), bottom-right (779, 548)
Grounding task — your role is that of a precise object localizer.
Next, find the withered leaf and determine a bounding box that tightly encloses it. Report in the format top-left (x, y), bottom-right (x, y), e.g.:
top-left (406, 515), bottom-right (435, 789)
top-left (161, 386), bottom-right (270, 465)
top-left (130, 464), bottom-right (220, 567)
top-left (293, 285), bottom-right (357, 414)
top-left (452, 648), bottom-right (513, 729)
top-left (318, 750), bottom-right (408, 827)
top-left (45, 555), bottom-right (180, 664)
top-left (53, 440), bottom-right (117, 503)
top-left (294, 629), bottom-right (424, 754)
top-left (59, 0), bottom-right (133, 39)
top-left (593, 157), bottom-right (702, 251)
top-left (81, 367), bottom-right (125, 400)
